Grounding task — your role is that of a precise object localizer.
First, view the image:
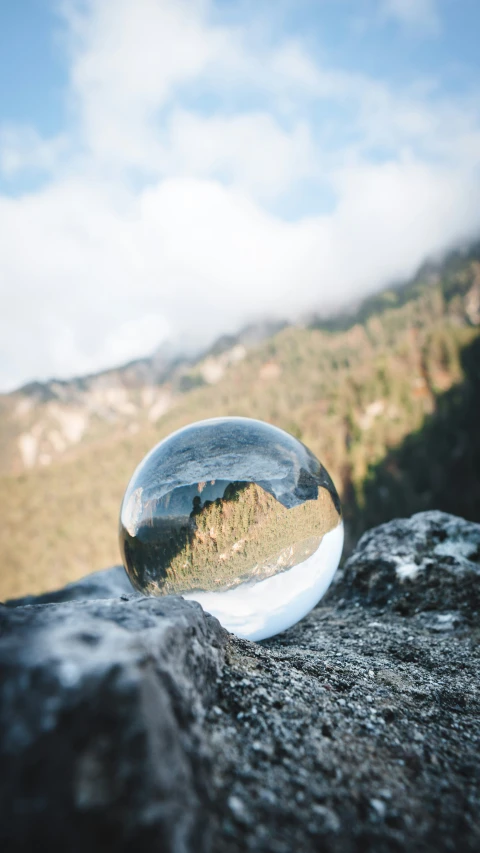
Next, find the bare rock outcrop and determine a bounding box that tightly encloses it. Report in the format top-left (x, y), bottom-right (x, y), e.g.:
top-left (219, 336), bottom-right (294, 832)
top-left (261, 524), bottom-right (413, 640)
top-left (0, 596), bottom-right (226, 853)
top-left (1, 511), bottom-right (479, 852)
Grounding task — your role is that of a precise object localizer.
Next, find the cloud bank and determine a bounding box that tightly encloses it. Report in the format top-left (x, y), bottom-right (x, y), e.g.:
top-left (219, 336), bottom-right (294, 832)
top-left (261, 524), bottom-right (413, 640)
top-left (0, 0), bottom-right (479, 390)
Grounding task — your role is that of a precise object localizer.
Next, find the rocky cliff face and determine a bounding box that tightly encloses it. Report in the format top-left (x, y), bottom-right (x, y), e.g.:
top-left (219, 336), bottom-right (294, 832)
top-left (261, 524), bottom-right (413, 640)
top-left (0, 320), bottom-right (281, 476)
top-left (1, 511), bottom-right (479, 852)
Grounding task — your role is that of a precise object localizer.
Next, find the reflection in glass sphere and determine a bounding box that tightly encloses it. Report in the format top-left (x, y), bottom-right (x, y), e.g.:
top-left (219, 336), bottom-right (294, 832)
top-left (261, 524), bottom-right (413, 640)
top-left (119, 417), bottom-right (343, 641)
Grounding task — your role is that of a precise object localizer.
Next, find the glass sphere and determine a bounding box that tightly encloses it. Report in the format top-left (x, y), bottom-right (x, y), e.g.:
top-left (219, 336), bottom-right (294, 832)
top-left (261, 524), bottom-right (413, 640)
top-left (119, 417), bottom-right (343, 641)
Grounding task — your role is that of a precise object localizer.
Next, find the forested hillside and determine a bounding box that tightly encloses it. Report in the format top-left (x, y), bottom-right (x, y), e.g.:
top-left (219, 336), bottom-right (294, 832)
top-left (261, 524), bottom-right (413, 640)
top-left (1, 245), bottom-right (479, 600)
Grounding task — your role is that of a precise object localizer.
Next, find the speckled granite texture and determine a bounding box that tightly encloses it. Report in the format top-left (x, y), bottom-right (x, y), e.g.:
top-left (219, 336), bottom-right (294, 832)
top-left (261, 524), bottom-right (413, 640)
top-left (1, 511), bottom-right (479, 852)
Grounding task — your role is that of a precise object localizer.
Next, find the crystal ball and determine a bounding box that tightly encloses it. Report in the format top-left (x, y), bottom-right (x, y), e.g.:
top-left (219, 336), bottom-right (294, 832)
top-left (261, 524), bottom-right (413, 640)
top-left (119, 417), bottom-right (343, 641)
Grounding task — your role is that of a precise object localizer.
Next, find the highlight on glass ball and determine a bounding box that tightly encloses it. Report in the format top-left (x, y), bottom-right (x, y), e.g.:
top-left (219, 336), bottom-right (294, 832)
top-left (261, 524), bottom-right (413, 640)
top-left (119, 417), bottom-right (343, 642)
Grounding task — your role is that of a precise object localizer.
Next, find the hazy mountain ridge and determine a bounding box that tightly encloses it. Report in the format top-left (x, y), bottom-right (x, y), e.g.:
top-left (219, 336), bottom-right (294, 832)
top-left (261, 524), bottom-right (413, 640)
top-left (1, 245), bottom-right (479, 600)
top-left (0, 320), bottom-right (285, 475)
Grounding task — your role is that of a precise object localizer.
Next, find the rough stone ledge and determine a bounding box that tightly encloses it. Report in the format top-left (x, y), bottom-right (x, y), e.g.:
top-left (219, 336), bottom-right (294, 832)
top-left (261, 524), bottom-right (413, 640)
top-left (0, 595), bottom-right (227, 853)
top-left (5, 564), bottom-right (136, 608)
top-left (329, 510), bottom-right (480, 616)
top-left (1, 510), bottom-right (479, 852)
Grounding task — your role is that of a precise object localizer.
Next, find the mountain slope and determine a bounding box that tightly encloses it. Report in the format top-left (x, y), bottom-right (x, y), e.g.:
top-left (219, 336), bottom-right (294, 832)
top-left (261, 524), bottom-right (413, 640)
top-left (1, 248), bottom-right (479, 600)
top-left (0, 319), bottom-right (287, 477)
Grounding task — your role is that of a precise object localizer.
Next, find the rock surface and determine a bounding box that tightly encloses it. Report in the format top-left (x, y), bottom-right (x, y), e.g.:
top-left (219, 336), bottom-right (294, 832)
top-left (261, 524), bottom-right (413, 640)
top-left (336, 510), bottom-right (480, 617)
top-left (1, 511), bottom-right (479, 852)
top-left (0, 595), bottom-right (227, 853)
top-left (5, 564), bottom-right (136, 607)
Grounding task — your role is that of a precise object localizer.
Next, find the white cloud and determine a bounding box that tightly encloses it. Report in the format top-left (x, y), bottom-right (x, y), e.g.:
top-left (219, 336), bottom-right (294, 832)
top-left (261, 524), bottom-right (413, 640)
top-left (0, 0), bottom-right (479, 390)
top-left (62, 0), bottom-right (339, 172)
top-left (165, 110), bottom-right (316, 200)
top-left (0, 125), bottom-right (68, 178)
top-left (2, 154), bottom-right (478, 389)
top-left (380, 0), bottom-right (441, 35)
top-left (64, 0), bottom-right (231, 168)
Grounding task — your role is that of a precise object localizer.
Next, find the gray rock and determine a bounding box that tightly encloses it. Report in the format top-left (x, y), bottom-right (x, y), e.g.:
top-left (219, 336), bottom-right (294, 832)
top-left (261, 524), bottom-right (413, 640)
top-left (205, 512), bottom-right (480, 852)
top-left (1, 510), bottom-right (479, 852)
top-left (5, 564), bottom-right (136, 607)
top-left (0, 595), bottom-right (227, 853)
top-left (331, 510), bottom-right (480, 616)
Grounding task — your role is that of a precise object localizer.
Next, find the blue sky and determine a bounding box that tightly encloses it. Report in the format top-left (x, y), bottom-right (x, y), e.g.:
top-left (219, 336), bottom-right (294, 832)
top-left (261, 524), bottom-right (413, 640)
top-left (1, 0), bottom-right (479, 389)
